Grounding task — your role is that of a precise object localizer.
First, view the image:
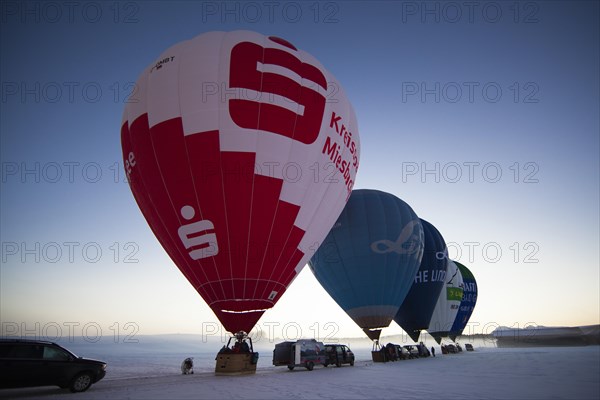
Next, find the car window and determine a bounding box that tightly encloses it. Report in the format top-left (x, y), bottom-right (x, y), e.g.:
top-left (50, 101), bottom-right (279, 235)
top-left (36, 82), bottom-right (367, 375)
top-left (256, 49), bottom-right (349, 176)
top-left (3, 344), bottom-right (44, 359)
top-left (43, 345), bottom-right (71, 360)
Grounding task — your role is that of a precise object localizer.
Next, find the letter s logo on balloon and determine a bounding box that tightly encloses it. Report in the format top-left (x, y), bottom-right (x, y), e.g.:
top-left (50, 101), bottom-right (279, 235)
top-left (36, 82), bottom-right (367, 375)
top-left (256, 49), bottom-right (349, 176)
top-left (228, 39), bottom-right (327, 144)
top-left (178, 205), bottom-right (219, 260)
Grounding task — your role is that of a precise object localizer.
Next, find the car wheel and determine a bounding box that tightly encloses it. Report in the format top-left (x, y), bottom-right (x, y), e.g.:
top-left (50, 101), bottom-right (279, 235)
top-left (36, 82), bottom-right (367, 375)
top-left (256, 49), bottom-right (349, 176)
top-left (70, 372), bottom-right (93, 393)
top-left (288, 365), bottom-right (295, 370)
top-left (306, 361), bottom-right (314, 371)
top-left (323, 363), bottom-right (328, 367)
top-left (350, 360), bottom-right (354, 366)
top-left (336, 361), bottom-right (341, 367)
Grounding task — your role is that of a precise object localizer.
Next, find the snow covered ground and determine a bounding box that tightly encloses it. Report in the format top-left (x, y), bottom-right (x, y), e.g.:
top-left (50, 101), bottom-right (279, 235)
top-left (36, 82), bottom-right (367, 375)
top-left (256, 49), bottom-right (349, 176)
top-left (1, 345), bottom-right (598, 399)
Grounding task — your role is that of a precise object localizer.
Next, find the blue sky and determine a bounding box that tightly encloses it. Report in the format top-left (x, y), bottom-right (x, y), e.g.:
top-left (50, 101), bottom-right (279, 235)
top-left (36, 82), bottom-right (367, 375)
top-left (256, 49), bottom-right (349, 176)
top-left (1, 1), bottom-right (598, 341)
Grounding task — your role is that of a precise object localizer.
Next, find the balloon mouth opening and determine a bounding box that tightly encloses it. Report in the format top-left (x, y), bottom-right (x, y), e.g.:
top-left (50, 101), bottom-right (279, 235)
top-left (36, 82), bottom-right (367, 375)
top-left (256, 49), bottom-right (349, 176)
top-left (363, 328), bottom-right (383, 341)
top-left (220, 309), bottom-right (268, 314)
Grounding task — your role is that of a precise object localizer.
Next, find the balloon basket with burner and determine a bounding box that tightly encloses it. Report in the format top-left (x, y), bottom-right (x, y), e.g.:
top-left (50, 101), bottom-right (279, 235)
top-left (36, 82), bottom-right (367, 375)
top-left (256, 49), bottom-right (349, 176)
top-left (371, 351), bottom-right (387, 363)
top-left (215, 332), bottom-right (259, 375)
top-left (215, 353), bottom-right (258, 375)
top-left (371, 339), bottom-right (388, 363)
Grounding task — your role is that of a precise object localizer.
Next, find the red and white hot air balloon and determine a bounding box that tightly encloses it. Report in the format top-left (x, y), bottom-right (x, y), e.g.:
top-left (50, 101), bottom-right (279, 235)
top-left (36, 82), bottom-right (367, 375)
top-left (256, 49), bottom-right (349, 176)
top-left (121, 30), bottom-right (360, 335)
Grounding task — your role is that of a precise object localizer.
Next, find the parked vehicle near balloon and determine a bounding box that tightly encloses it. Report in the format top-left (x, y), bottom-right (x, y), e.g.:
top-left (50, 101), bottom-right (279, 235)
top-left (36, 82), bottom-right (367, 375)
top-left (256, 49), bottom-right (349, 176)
top-left (323, 344), bottom-right (355, 367)
top-left (395, 345), bottom-right (411, 360)
top-left (0, 339), bottom-right (106, 393)
top-left (415, 343), bottom-right (431, 357)
top-left (403, 345), bottom-right (420, 359)
top-left (273, 340), bottom-right (326, 371)
top-left (441, 344), bottom-right (458, 354)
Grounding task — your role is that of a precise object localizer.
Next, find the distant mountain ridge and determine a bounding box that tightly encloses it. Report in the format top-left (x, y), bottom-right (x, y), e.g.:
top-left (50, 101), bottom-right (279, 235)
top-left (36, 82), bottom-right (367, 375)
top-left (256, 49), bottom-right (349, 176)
top-left (492, 324), bottom-right (600, 347)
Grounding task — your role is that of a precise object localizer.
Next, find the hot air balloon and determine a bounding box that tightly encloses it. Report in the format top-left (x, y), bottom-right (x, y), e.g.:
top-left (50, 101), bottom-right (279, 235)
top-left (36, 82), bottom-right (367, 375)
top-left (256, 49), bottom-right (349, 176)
top-left (449, 261), bottom-right (478, 341)
top-left (309, 189), bottom-right (424, 343)
top-left (121, 31), bottom-right (360, 340)
top-left (394, 219), bottom-right (448, 342)
top-left (427, 260), bottom-right (464, 344)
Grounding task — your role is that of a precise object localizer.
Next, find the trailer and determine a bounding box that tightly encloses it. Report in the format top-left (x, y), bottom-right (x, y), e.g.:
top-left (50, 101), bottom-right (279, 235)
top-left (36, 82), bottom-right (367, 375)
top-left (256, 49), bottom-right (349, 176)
top-left (272, 339), bottom-right (326, 371)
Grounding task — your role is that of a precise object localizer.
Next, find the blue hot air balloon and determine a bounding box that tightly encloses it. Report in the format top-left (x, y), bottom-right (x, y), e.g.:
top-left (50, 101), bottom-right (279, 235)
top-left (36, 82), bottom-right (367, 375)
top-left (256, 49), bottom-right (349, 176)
top-left (394, 219), bottom-right (448, 342)
top-left (309, 189), bottom-right (424, 341)
top-left (449, 261), bottom-right (478, 341)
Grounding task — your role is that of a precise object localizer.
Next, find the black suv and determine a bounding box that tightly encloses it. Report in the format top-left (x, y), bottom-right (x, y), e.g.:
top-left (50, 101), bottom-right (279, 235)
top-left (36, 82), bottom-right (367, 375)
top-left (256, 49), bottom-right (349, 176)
top-left (323, 344), bottom-right (355, 367)
top-left (0, 339), bottom-right (107, 392)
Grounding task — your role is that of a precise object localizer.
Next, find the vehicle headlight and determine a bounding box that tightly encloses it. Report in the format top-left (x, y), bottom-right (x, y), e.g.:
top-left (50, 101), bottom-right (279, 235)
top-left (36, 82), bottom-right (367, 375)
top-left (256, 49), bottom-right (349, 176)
top-left (102, 364), bottom-right (107, 371)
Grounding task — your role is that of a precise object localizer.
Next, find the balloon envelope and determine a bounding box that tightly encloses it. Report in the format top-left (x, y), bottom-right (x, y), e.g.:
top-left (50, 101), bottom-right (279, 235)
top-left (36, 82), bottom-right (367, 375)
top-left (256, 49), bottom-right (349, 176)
top-left (449, 261), bottom-right (478, 341)
top-left (309, 189), bottom-right (424, 340)
top-left (121, 31), bottom-right (359, 334)
top-left (427, 260), bottom-right (464, 344)
top-left (394, 219), bottom-right (448, 342)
